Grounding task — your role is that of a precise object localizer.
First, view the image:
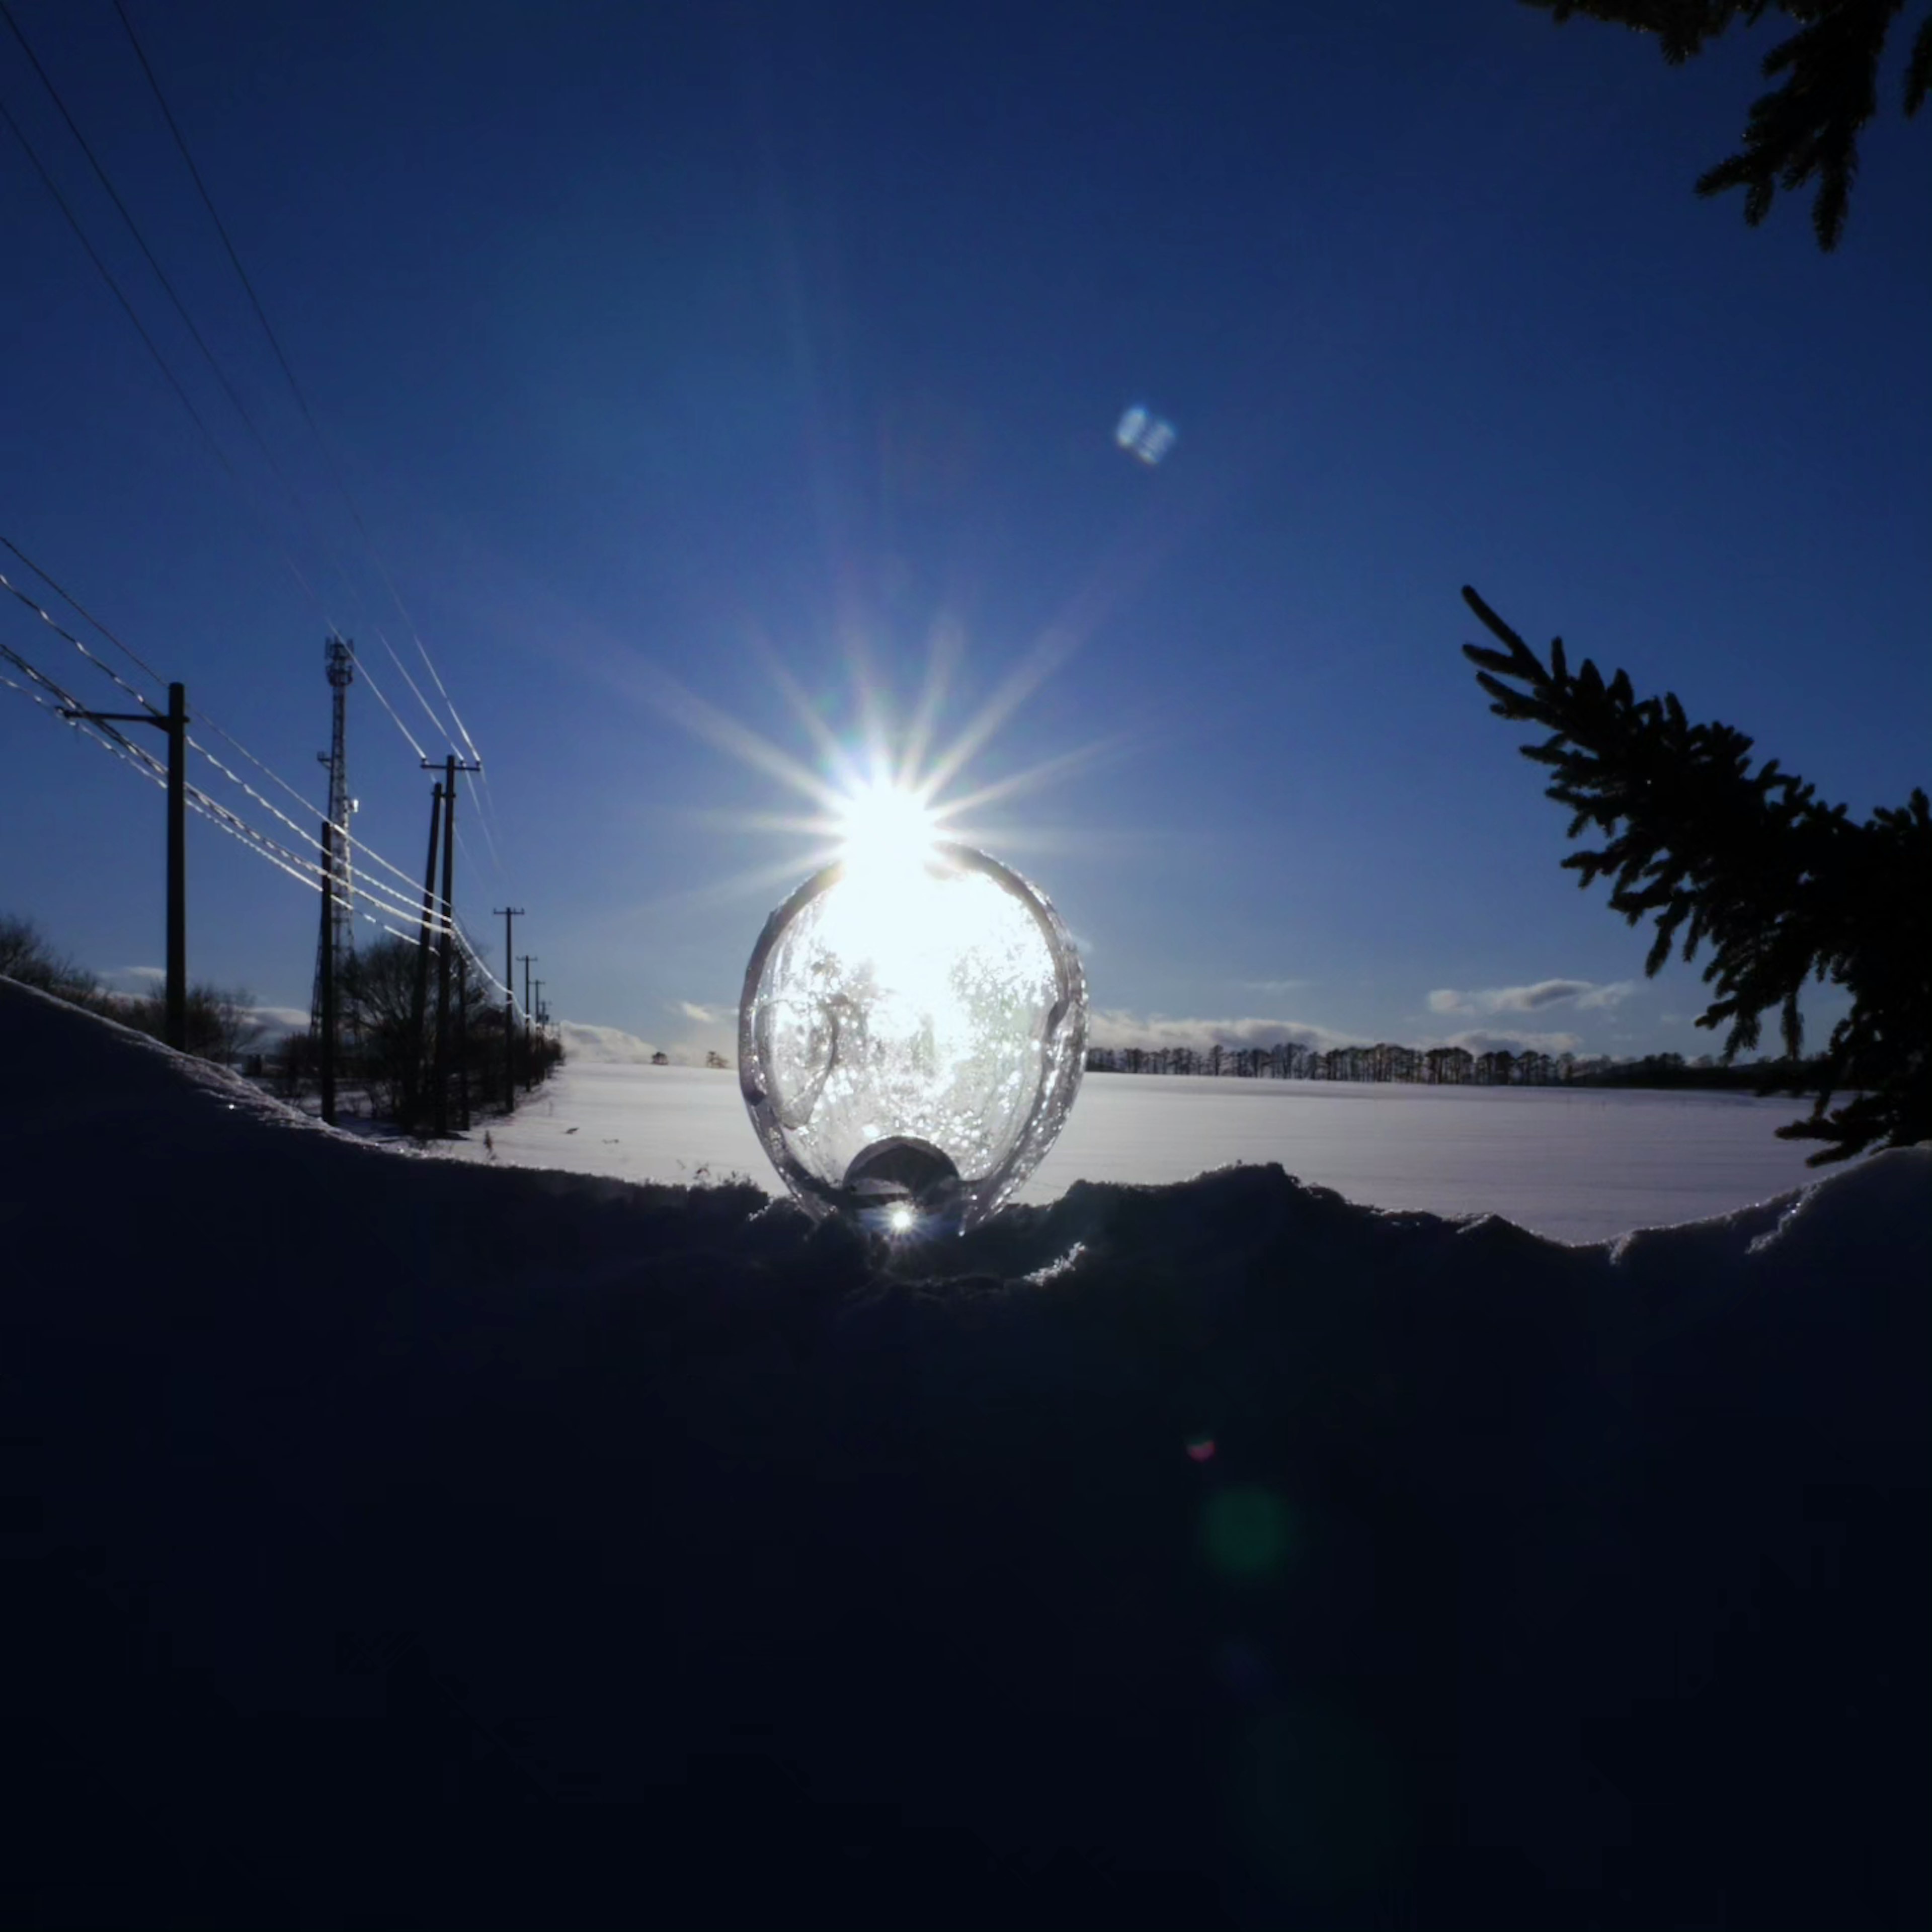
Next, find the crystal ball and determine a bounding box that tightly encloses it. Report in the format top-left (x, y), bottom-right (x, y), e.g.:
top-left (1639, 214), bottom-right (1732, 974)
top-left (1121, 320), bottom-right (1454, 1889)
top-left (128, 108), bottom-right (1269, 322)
top-left (738, 840), bottom-right (1086, 1232)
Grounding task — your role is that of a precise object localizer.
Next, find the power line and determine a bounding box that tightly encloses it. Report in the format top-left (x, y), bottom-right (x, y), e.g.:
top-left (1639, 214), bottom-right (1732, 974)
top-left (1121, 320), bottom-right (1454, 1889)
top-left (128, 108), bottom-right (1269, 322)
top-left (0, 11), bottom-right (511, 989)
top-left (0, 686), bottom-right (508, 1060)
top-left (470, 763), bottom-right (508, 878)
top-left (1, 27), bottom-right (440, 779)
top-left (372, 626), bottom-right (457, 753)
top-left (0, 642), bottom-right (457, 935)
top-left (0, 538), bottom-right (448, 921)
top-left (0, 0), bottom-right (327, 536)
top-left (0, 83), bottom-right (235, 480)
top-left (0, 79), bottom-right (343, 630)
top-left (112, 0), bottom-right (481, 771)
top-left (0, 565), bottom-right (155, 714)
top-left (0, 533), bottom-right (456, 900)
top-left (0, 533), bottom-right (165, 688)
top-left (110, 0), bottom-right (332, 491)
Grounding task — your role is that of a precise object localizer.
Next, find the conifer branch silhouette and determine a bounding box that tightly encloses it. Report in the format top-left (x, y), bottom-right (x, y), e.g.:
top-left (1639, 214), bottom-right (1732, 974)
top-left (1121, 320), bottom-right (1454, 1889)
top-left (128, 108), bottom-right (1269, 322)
top-left (1461, 584), bottom-right (1929, 1163)
top-left (1528, 1), bottom-right (1929, 250)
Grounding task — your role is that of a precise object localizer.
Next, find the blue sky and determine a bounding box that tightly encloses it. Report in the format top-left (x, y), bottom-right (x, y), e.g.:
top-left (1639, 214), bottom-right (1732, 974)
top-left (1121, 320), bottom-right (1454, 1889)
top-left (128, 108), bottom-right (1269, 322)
top-left (4, 1), bottom-right (1927, 1063)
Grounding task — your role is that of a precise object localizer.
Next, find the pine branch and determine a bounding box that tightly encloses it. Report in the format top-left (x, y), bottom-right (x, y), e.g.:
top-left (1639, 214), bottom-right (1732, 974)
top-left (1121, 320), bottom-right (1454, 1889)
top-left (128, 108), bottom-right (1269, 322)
top-left (1527, 0), bottom-right (1923, 250)
top-left (1906, 9), bottom-right (1932, 109)
top-left (1462, 586), bottom-right (1930, 1161)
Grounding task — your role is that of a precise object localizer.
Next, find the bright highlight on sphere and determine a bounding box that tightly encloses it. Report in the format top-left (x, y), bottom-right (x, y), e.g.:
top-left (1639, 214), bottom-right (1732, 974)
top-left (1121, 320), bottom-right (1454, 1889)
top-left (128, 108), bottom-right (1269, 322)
top-left (738, 841), bottom-right (1087, 1234)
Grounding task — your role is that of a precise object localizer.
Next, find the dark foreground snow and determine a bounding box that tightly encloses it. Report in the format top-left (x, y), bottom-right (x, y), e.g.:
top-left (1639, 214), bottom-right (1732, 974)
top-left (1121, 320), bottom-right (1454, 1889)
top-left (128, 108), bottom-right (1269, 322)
top-left (3, 978), bottom-right (1927, 1929)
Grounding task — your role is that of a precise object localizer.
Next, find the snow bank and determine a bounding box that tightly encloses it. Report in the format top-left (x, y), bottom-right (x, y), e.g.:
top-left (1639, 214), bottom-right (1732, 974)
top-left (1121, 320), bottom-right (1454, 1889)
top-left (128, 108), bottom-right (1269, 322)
top-left (3, 978), bottom-right (1925, 1929)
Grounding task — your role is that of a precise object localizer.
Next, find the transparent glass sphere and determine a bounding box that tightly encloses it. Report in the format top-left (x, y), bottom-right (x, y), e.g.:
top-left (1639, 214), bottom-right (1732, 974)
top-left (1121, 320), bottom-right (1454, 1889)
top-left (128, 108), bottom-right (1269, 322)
top-left (739, 840), bottom-right (1086, 1233)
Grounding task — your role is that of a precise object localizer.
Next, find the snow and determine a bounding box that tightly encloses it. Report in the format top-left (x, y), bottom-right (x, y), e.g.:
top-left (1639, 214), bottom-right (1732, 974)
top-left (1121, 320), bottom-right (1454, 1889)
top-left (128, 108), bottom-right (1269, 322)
top-left (5, 975), bottom-right (1926, 1930)
top-left (436, 1059), bottom-right (1833, 1245)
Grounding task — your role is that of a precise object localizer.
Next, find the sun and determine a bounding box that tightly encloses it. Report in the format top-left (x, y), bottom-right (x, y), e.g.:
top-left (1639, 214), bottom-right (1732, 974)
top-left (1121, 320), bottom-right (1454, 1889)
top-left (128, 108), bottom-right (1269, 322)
top-left (834, 771), bottom-right (941, 880)
top-left (612, 605), bottom-right (1127, 924)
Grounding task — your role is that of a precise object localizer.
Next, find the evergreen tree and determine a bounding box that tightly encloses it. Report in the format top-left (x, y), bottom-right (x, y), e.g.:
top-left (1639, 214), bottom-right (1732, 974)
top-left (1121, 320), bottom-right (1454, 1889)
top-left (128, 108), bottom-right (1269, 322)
top-left (1461, 584), bottom-right (1930, 1162)
top-left (1526, 1), bottom-right (1932, 249)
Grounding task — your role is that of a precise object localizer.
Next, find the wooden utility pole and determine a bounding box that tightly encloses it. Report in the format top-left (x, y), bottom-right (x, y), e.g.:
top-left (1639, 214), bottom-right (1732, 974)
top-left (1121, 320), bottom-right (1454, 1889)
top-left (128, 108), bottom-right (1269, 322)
top-left (316, 818), bottom-right (337, 1124)
top-left (408, 782), bottom-right (442, 1132)
top-left (519, 953), bottom-right (537, 1087)
top-left (423, 753), bottom-right (481, 1136)
top-left (60, 681), bottom-right (187, 1048)
top-left (434, 767), bottom-right (456, 1135)
top-left (494, 907), bottom-right (524, 1110)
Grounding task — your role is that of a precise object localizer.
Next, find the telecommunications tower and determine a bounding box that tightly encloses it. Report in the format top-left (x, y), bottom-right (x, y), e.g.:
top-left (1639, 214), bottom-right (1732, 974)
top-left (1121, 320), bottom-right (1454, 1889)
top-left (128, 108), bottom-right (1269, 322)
top-left (309, 634), bottom-right (357, 1043)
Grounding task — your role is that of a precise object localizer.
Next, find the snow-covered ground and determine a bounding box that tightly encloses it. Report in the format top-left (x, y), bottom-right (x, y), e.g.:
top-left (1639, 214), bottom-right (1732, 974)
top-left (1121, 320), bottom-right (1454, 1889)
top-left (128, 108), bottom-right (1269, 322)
top-left (6, 977), bottom-right (1926, 1929)
top-left (439, 1060), bottom-right (1832, 1244)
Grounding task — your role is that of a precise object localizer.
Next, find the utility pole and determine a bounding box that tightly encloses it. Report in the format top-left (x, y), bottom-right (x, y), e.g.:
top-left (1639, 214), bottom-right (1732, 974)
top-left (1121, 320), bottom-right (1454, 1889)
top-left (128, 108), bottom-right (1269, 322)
top-left (308, 636), bottom-right (356, 1070)
top-left (316, 818), bottom-right (337, 1124)
top-left (532, 980), bottom-right (545, 1049)
top-left (518, 953), bottom-right (537, 1086)
top-left (434, 768), bottom-right (456, 1136)
top-left (61, 682), bottom-right (187, 1049)
top-left (408, 782), bottom-right (442, 1133)
top-left (423, 753), bottom-right (481, 1136)
top-left (494, 908), bottom-right (524, 1111)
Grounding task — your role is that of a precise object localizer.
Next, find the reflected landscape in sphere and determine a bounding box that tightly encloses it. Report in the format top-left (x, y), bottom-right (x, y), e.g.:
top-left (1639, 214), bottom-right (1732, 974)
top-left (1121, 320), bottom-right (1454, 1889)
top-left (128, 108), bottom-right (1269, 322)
top-left (739, 839), bottom-right (1086, 1233)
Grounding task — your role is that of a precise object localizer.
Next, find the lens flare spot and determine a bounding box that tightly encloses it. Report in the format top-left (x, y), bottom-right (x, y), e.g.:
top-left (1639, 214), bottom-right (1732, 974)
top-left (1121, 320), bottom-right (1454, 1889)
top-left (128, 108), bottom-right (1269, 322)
top-left (1185, 1436), bottom-right (1217, 1463)
top-left (1114, 405), bottom-right (1177, 465)
top-left (1202, 1487), bottom-right (1296, 1579)
top-left (886, 1202), bottom-right (917, 1234)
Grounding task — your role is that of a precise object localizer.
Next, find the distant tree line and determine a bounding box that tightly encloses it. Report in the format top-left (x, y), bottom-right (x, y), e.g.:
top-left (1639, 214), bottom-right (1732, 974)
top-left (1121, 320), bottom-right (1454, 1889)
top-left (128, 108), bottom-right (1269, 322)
top-left (2, 914), bottom-right (562, 1129)
top-left (3, 912), bottom-right (262, 1064)
top-left (1084, 1038), bottom-right (1831, 1093)
top-left (1086, 1041), bottom-right (1574, 1085)
top-left (284, 935), bottom-right (562, 1130)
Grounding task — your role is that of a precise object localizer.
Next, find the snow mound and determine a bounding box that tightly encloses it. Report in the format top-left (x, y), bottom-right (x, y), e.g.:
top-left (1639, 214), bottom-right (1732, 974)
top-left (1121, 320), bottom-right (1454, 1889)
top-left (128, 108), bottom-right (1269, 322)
top-left (4, 978), bottom-right (1926, 1930)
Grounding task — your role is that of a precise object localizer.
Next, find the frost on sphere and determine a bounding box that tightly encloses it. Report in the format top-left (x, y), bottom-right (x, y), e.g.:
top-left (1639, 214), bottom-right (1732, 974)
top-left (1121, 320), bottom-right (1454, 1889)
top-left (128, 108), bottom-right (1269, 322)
top-left (738, 842), bottom-right (1086, 1231)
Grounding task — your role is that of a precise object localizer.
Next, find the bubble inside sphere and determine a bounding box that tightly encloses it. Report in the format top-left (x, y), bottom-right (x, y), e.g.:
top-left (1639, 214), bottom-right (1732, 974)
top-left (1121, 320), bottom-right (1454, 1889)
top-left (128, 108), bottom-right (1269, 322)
top-left (739, 841), bottom-right (1086, 1231)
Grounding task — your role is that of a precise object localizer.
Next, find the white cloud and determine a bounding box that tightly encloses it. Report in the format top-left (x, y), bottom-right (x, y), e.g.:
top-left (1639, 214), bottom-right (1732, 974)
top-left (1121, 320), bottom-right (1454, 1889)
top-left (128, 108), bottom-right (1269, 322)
top-left (1440, 1028), bottom-right (1582, 1056)
top-left (244, 1004), bottom-right (308, 1040)
top-left (1575, 982), bottom-right (1638, 1010)
top-left (1427, 979), bottom-right (1635, 1017)
top-left (1239, 978), bottom-right (1306, 995)
top-left (676, 1000), bottom-right (724, 1024)
top-left (1089, 1009), bottom-right (1348, 1054)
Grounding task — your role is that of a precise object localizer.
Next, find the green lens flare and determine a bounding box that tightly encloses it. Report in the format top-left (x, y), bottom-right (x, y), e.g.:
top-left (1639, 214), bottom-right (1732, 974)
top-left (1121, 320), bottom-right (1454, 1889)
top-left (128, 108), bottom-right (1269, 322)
top-left (1201, 1486), bottom-right (1296, 1579)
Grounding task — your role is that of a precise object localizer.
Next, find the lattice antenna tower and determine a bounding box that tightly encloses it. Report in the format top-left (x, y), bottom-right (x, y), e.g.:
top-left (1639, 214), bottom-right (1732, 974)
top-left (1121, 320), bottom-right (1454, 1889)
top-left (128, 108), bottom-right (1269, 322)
top-left (309, 634), bottom-right (357, 1041)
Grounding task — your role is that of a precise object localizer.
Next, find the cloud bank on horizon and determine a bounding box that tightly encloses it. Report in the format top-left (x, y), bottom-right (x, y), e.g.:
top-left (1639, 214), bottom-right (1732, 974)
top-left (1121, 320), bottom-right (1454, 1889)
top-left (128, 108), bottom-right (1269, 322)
top-left (1088, 974), bottom-right (1648, 1059)
top-left (1427, 980), bottom-right (1637, 1017)
top-left (554, 1020), bottom-right (664, 1065)
top-left (1087, 1009), bottom-right (1347, 1056)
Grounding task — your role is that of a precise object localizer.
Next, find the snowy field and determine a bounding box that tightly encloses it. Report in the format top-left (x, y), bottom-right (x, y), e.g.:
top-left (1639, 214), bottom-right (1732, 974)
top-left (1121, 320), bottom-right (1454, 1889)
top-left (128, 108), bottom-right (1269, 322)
top-left (438, 1061), bottom-right (1833, 1245)
top-left (8, 979), bottom-right (1926, 1928)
